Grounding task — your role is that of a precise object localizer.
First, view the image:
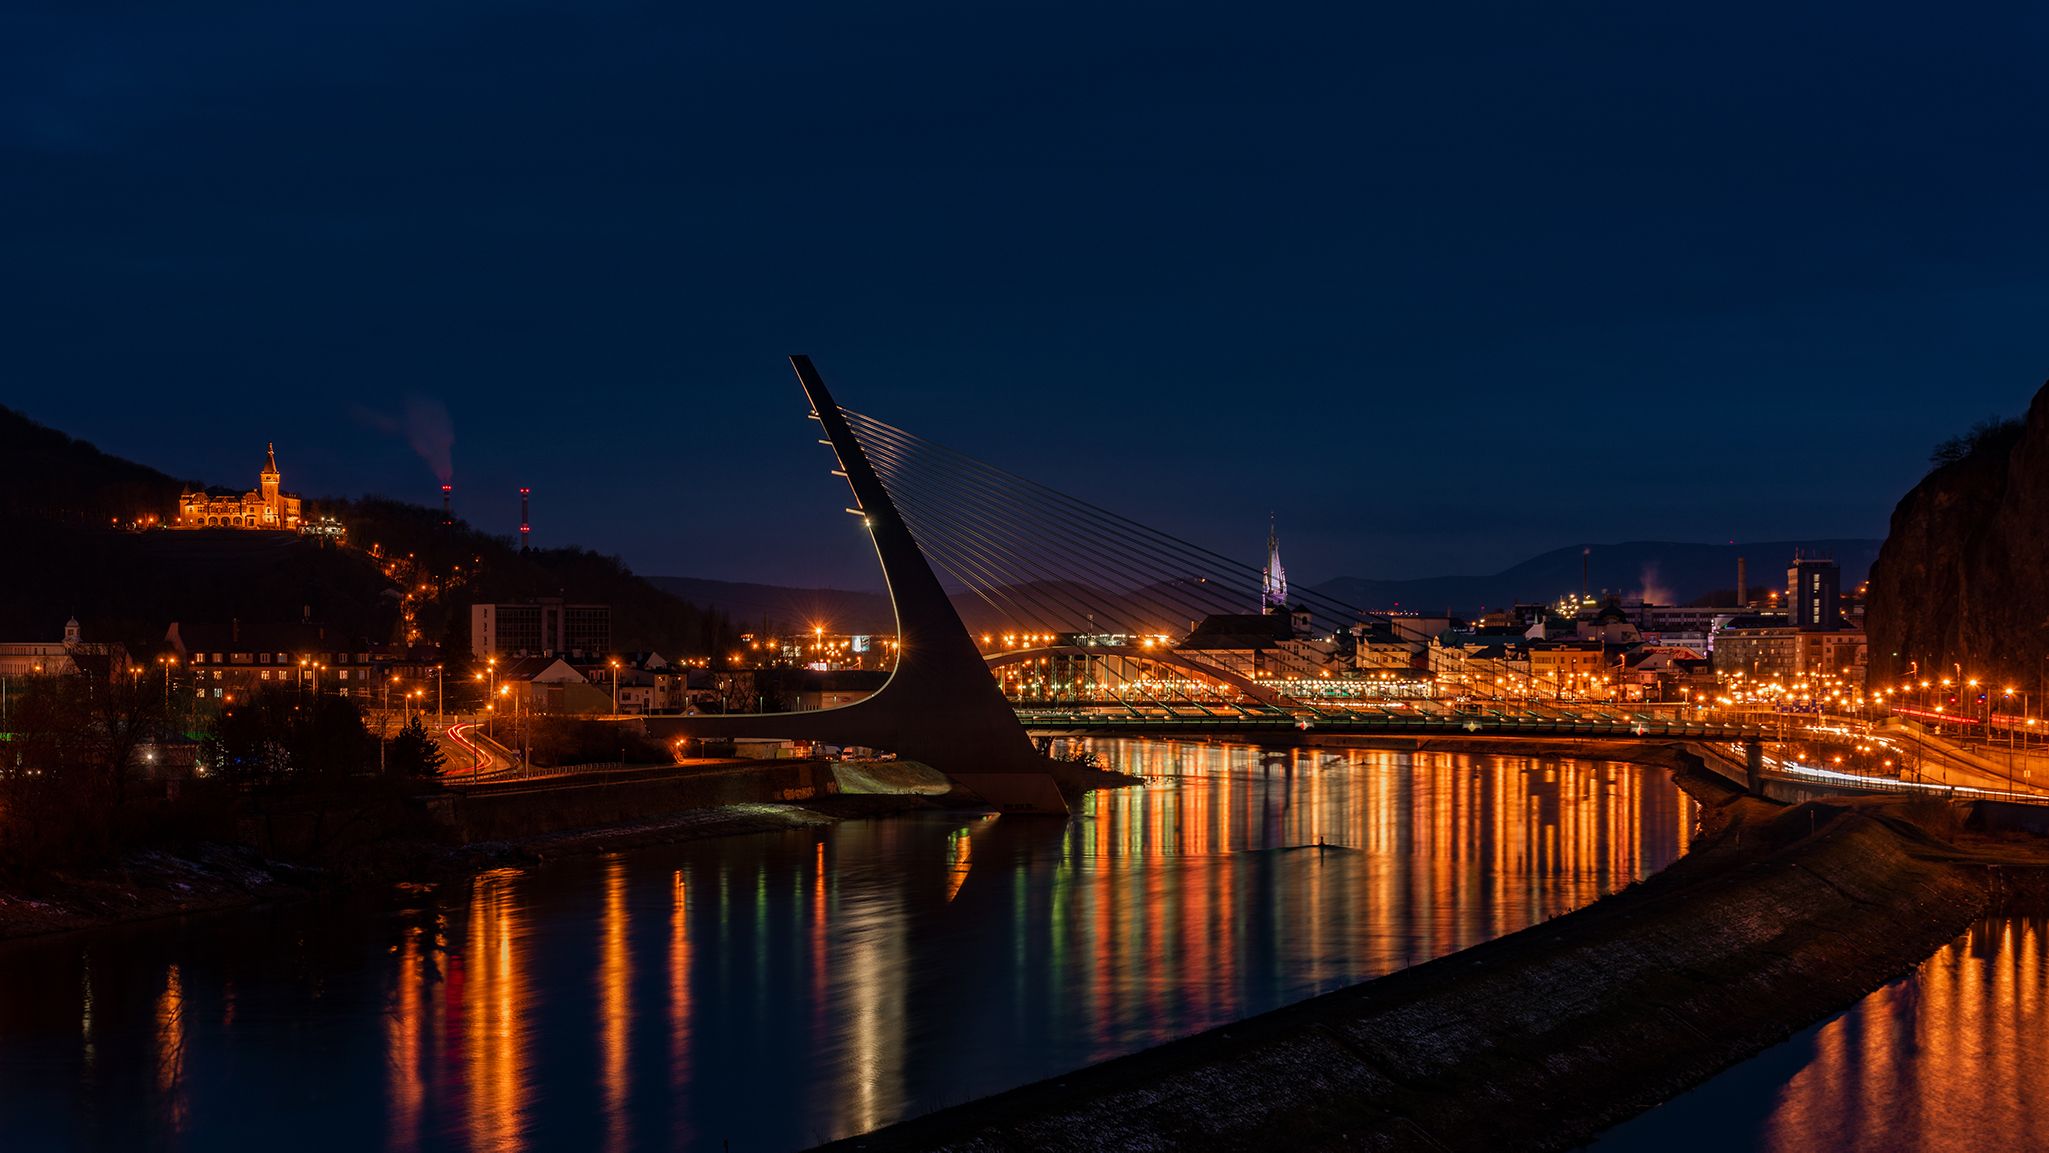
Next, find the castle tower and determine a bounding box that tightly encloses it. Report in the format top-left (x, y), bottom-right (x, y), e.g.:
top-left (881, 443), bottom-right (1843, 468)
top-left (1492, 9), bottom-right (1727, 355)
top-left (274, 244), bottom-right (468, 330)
top-left (1260, 515), bottom-right (1289, 614)
top-left (259, 442), bottom-right (282, 517)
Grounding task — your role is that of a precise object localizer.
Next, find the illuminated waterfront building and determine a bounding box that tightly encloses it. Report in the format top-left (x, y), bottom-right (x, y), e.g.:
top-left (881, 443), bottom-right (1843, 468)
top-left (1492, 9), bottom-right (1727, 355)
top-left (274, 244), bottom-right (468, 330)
top-left (175, 443), bottom-right (303, 530)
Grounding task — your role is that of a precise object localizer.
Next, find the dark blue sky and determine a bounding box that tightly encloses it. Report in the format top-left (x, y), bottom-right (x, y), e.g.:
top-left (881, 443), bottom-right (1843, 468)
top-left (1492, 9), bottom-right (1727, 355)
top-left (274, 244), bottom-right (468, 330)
top-left (5, 2), bottom-right (2046, 589)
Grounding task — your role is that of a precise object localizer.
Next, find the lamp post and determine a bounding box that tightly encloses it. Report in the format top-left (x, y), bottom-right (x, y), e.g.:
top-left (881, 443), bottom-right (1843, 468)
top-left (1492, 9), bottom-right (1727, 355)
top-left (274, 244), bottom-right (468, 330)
top-left (434, 664), bottom-right (444, 729)
top-left (474, 657), bottom-right (498, 734)
top-left (158, 654), bottom-right (177, 714)
top-left (609, 658), bottom-right (621, 716)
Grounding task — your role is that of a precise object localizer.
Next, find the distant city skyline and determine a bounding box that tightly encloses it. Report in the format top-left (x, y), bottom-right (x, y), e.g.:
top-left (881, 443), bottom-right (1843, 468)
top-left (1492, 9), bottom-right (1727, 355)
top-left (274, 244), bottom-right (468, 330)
top-left (9, 3), bottom-right (2047, 587)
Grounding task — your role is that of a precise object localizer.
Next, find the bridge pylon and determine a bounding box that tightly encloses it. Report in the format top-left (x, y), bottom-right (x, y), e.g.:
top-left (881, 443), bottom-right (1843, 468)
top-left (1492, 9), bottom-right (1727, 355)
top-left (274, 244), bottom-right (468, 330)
top-left (647, 357), bottom-right (1068, 814)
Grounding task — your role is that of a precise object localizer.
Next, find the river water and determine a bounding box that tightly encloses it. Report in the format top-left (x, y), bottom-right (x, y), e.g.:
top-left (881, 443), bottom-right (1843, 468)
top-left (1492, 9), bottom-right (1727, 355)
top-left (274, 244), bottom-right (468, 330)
top-left (1594, 915), bottom-right (2049, 1153)
top-left (0, 739), bottom-right (1694, 1152)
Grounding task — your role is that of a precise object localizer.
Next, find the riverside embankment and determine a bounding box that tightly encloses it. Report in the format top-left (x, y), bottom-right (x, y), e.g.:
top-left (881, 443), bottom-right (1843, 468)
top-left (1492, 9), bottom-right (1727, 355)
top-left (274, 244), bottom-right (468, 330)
top-left (820, 766), bottom-right (2044, 1152)
top-left (0, 757), bottom-right (946, 941)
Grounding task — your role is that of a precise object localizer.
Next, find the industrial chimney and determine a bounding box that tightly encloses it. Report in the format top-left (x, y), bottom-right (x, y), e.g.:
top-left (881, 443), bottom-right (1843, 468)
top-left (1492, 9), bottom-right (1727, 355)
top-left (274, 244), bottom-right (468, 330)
top-left (519, 487), bottom-right (531, 551)
top-left (441, 483), bottom-right (453, 526)
top-left (1736, 556), bottom-right (1747, 608)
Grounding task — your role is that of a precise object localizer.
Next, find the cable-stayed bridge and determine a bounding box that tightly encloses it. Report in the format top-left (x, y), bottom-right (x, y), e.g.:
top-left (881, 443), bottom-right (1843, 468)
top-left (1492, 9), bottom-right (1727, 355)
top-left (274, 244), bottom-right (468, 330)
top-left (650, 358), bottom-right (1764, 813)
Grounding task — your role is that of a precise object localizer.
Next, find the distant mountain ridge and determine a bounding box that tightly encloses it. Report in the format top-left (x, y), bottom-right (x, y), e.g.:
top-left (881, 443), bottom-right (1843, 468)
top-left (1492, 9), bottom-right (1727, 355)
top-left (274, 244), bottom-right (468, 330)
top-left (655, 537), bottom-right (1884, 633)
top-left (1316, 539), bottom-right (1882, 614)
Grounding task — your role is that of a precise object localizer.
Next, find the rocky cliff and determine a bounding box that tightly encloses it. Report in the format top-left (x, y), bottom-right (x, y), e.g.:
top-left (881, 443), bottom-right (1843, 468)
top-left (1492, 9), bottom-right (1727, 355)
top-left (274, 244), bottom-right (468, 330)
top-left (1866, 382), bottom-right (2049, 687)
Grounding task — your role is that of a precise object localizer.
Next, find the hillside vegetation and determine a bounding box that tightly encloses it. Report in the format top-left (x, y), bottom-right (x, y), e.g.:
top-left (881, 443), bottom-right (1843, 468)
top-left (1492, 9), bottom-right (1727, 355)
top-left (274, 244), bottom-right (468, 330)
top-left (0, 405), bottom-right (731, 659)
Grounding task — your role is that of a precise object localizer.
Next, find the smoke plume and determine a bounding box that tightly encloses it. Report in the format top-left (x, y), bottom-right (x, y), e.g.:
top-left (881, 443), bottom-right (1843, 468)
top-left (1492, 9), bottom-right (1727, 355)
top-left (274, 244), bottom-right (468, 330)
top-left (401, 396), bottom-right (455, 483)
top-left (1639, 562), bottom-right (1675, 606)
top-left (356, 395), bottom-right (456, 483)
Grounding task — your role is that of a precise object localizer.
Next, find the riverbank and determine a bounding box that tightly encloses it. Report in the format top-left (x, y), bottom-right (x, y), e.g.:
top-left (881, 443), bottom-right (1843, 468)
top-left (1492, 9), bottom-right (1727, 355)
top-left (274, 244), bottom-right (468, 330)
top-left (816, 776), bottom-right (2043, 1152)
top-left (0, 783), bottom-right (937, 945)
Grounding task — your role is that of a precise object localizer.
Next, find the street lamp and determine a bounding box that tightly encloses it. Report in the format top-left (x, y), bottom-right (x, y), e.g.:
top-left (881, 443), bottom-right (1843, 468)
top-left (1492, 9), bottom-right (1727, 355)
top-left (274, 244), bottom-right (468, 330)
top-left (475, 657), bottom-right (498, 724)
top-left (609, 657), bottom-right (621, 716)
top-left (157, 654), bottom-right (178, 714)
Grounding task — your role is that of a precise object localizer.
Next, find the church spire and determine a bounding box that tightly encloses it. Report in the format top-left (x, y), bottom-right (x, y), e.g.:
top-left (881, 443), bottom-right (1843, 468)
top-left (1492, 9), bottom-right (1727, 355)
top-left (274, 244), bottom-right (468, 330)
top-left (1260, 514), bottom-right (1288, 613)
top-left (263, 442), bottom-right (279, 477)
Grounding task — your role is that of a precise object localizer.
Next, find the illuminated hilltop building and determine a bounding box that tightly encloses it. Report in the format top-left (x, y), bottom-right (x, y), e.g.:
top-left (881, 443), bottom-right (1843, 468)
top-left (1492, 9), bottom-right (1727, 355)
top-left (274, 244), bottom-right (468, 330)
top-left (175, 443), bottom-right (303, 530)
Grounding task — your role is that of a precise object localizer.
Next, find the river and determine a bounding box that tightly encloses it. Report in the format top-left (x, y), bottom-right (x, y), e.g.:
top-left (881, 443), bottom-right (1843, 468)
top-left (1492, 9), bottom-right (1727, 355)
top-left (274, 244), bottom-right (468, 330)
top-left (0, 739), bottom-right (1694, 1151)
top-left (1593, 915), bottom-right (2049, 1153)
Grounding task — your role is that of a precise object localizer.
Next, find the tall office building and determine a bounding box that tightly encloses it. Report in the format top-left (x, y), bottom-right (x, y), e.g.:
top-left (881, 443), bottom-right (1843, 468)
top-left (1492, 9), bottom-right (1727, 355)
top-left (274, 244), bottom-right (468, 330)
top-left (1786, 555), bottom-right (1842, 632)
top-left (471, 598), bottom-right (612, 658)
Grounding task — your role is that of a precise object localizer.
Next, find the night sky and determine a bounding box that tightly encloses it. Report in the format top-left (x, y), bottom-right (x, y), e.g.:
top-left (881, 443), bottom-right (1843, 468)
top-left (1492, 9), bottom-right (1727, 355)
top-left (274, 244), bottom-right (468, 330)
top-left (5, 2), bottom-right (2046, 590)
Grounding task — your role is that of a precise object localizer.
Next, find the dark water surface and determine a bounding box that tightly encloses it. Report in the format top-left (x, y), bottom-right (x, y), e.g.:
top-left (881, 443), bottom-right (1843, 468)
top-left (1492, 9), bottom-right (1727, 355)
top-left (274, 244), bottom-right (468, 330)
top-left (1594, 916), bottom-right (2049, 1153)
top-left (0, 739), bottom-right (1695, 1152)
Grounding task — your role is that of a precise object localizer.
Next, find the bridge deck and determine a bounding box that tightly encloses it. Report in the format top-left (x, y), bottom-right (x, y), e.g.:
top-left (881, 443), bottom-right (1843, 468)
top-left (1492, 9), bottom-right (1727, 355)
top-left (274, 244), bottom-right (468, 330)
top-left (1017, 709), bottom-right (1763, 740)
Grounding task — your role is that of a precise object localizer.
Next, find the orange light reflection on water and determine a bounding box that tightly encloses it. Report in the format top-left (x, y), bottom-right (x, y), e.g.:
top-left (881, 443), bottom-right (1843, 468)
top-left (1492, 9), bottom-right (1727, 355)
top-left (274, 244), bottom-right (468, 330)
top-left (155, 963), bottom-right (186, 1135)
top-left (1064, 741), bottom-right (1695, 1061)
top-left (599, 856), bottom-right (630, 1153)
top-left (388, 925), bottom-right (424, 1152)
top-left (463, 868), bottom-right (529, 1153)
top-left (1754, 918), bottom-right (2049, 1153)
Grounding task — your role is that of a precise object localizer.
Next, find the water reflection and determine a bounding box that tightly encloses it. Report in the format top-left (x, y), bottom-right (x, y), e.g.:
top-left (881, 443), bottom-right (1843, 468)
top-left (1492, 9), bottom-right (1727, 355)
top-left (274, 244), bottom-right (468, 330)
top-left (156, 963), bottom-right (187, 1135)
top-left (1596, 917), bottom-right (2049, 1153)
top-left (463, 868), bottom-right (529, 1153)
top-left (0, 740), bottom-right (1694, 1152)
top-left (599, 857), bottom-right (630, 1153)
top-left (387, 925), bottom-right (424, 1152)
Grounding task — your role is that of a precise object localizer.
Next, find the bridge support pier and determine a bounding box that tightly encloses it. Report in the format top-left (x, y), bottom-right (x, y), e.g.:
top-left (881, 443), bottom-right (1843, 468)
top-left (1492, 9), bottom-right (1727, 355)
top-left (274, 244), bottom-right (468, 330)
top-left (648, 357), bottom-right (1068, 814)
top-left (1745, 738), bottom-right (1764, 794)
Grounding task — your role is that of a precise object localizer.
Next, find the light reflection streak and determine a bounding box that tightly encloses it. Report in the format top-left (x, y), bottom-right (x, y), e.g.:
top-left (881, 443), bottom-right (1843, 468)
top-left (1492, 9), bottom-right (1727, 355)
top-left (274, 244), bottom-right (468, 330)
top-left (829, 829), bottom-right (907, 1140)
top-left (464, 868), bottom-right (528, 1153)
top-left (600, 856), bottom-right (631, 1153)
top-left (944, 828), bottom-right (973, 902)
top-left (388, 925), bottom-right (424, 1152)
top-left (155, 963), bottom-right (187, 1134)
top-left (79, 955), bottom-right (94, 1077)
top-left (669, 869), bottom-right (693, 1146)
